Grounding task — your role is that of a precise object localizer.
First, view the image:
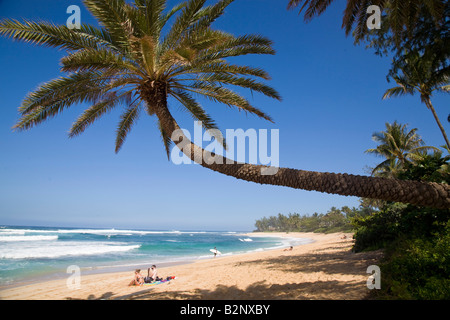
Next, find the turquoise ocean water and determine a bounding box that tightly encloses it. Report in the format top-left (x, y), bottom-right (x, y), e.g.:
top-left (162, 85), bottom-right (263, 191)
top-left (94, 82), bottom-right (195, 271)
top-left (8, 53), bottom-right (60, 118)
top-left (0, 226), bottom-right (313, 287)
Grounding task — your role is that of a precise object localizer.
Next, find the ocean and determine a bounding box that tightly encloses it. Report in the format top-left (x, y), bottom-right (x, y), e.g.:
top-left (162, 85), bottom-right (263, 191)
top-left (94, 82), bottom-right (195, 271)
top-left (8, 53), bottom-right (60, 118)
top-left (0, 226), bottom-right (313, 287)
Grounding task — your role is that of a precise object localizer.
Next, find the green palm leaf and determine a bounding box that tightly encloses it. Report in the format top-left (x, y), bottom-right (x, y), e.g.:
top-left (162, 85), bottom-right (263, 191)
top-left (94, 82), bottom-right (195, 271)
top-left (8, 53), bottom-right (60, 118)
top-left (115, 102), bottom-right (142, 153)
top-left (0, 19), bottom-right (105, 51)
top-left (157, 118), bottom-right (173, 160)
top-left (69, 90), bottom-right (134, 137)
top-left (365, 121), bottom-right (439, 177)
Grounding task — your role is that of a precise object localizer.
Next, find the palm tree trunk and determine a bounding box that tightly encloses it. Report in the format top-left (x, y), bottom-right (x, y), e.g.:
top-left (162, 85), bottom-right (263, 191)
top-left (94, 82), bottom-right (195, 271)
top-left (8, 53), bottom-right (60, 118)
top-left (424, 97), bottom-right (450, 149)
top-left (147, 82), bottom-right (450, 209)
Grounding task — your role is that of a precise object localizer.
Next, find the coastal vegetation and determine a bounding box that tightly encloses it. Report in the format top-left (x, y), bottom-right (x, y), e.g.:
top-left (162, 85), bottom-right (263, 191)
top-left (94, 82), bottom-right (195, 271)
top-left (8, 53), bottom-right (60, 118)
top-left (254, 204), bottom-right (368, 234)
top-left (284, 0), bottom-right (449, 299)
top-left (255, 123), bottom-right (450, 299)
top-left (353, 143), bottom-right (450, 299)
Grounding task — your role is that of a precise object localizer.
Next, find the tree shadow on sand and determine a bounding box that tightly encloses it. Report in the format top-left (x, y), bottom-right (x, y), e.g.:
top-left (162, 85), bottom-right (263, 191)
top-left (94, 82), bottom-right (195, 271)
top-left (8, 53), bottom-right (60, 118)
top-left (234, 247), bottom-right (382, 277)
top-left (111, 279), bottom-right (371, 300)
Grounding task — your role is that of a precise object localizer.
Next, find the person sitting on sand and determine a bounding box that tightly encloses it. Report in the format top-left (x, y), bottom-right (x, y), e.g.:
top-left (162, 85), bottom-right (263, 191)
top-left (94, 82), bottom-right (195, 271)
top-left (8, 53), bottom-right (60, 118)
top-left (283, 246), bottom-right (293, 251)
top-left (129, 269), bottom-right (145, 286)
top-left (148, 265), bottom-right (160, 282)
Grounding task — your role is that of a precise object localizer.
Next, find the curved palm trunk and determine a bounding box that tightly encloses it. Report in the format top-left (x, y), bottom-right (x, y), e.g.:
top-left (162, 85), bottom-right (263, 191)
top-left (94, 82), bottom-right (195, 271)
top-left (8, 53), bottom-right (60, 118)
top-left (424, 98), bottom-right (450, 150)
top-left (143, 82), bottom-right (450, 209)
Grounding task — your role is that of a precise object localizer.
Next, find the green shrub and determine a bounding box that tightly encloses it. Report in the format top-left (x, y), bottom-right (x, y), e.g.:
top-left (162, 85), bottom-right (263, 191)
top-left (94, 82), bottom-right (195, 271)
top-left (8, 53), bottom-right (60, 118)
top-left (351, 203), bottom-right (405, 252)
top-left (352, 203), bottom-right (449, 252)
top-left (373, 222), bottom-right (450, 299)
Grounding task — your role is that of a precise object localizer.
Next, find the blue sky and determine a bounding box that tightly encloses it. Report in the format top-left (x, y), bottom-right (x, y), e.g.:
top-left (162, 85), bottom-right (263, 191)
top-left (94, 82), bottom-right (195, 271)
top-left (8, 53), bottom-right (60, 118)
top-left (0, 0), bottom-right (448, 231)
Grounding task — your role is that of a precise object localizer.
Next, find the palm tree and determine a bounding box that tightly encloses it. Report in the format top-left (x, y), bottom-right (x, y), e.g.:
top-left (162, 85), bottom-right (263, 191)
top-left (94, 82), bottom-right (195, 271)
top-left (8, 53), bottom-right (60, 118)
top-left (383, 51), bottom-right (450, 149)
top-left (365, 121), bottom-right (439, 177)
top-left (287, 0), bottom-right (447, 45)
top-left (1, 0), bottom-right (449, 209)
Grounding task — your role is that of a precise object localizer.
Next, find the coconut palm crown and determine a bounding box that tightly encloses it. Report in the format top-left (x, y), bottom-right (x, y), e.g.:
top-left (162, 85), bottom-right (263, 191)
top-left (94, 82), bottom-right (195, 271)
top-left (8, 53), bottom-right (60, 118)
top-left (1, 0), bottom-right (280, 156)
top-left (1, 0), bottom-right (449, 209)
top-left (365, 121), bottom-right (439, 177)
top-left (383, 51), bottom-right (450, 149)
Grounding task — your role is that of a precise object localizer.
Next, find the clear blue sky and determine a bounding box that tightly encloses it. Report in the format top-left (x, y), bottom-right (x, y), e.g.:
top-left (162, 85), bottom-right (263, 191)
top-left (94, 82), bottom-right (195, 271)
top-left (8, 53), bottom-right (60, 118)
top-left (0, 0), bottom-right (448, 231)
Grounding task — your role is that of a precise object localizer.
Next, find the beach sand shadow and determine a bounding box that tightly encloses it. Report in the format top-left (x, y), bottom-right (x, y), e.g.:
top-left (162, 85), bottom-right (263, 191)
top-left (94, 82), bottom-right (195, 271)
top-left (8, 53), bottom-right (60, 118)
top-left (113, 279), bottom-right (368, 300)
top-left (236, 250), bottom-right (382, 276)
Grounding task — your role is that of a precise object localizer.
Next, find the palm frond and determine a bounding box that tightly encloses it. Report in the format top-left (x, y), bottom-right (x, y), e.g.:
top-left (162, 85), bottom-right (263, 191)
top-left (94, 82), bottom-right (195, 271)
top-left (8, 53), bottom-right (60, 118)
top-left (138, 35), bottom-right (156, 75)
top-left (74, 23), bottom-right (126, 53)
top-left (158, 1), bottom-right (187, 32)
top-left (157, 118), bottom-right (173, 159)
top-left (193, 73), bottom-right (281, 101)
top-left (0, 18), bottom-right (105, 51)
top-left (16, 71), bottom-right (110, 128)
top-left (382, 86), bottom-right (408, 99)
top-left (288, 0), bottom-right (339, 22)
top-left (195, 35), bottom-right (275, 62)
top-left (115, 101), bottom-right (142, 153)
top-left (175, 82), bottom-right (273, 122)
top-left (83, 0), bottom-right (129, 41)
top-left (60, 48), bottom-right (142, 76)
top-left (161, 0), bottom-right (207, 53)
top-left (183, 0), bottom-right (235, 40)
top-left (170, 61), bottom-right (271, 80)
top-left (170, 89), bottom-right (216, 128)
top-left (69, 90), bottom-right (134, 137)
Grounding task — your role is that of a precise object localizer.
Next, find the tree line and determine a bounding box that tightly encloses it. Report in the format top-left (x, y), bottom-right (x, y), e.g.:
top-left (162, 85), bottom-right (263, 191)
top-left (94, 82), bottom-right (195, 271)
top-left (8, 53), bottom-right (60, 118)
top-left (254, 200), bottom-right (378, 234)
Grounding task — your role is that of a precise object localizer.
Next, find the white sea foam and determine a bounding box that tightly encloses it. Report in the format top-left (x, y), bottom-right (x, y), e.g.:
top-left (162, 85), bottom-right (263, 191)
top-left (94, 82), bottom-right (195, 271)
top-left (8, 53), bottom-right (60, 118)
top-left (0, 228), bottom-right (210, 236)
top-left (0, 241), bottom-right (141, 259)
top-left (0, 235), bottom-right (58, 242)
top-left (0, 230), bottom-right (26, 235)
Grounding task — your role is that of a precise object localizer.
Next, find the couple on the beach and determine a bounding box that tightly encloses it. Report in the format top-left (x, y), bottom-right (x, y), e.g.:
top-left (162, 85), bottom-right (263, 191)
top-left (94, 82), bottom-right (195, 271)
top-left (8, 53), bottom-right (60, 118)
top-left (129, 265), bottom-right (160, 286)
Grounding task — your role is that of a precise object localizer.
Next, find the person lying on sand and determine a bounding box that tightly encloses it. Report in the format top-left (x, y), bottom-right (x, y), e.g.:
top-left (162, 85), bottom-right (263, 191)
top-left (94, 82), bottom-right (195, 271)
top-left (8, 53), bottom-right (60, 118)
top-left (283, 246), bottom-right (293, 251)
top-left (129, 269), bottom-right (145, 286)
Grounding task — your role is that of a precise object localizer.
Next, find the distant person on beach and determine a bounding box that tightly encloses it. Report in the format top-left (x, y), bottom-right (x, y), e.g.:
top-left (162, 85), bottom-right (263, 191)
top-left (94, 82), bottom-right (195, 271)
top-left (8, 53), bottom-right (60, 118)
top-left (283, 246), bottom-right (293, 251)
top-left (129, 269), bottom-right (144, 286)
top-left (213, 247), bottom-right (218, 258)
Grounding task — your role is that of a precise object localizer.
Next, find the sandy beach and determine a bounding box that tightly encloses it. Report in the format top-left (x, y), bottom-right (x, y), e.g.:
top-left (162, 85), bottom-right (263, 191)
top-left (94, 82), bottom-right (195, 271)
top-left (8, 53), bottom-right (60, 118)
top-left (0, 232), bottom-right (382, 300)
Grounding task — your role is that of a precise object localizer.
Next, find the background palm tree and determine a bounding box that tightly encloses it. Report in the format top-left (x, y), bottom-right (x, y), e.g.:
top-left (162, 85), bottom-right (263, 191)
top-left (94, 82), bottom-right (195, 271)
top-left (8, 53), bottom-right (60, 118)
top-left (365, 121), bottom-right (439, 177)
top-left (287, 0), bottom-right (447, 45)
top-left (383, 51), bottom-right (450, 149)
top-left (1, 0), bottom-right (449, 208)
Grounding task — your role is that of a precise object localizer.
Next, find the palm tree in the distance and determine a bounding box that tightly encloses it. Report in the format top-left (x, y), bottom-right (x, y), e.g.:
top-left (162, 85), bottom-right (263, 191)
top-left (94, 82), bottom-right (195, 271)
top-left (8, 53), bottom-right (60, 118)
top-left (365, 121), bottom-right (439, 178)
top-left (1, 0), bottom-right (449, 208)
top-left (383, 52), bottom-right (450, 150)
